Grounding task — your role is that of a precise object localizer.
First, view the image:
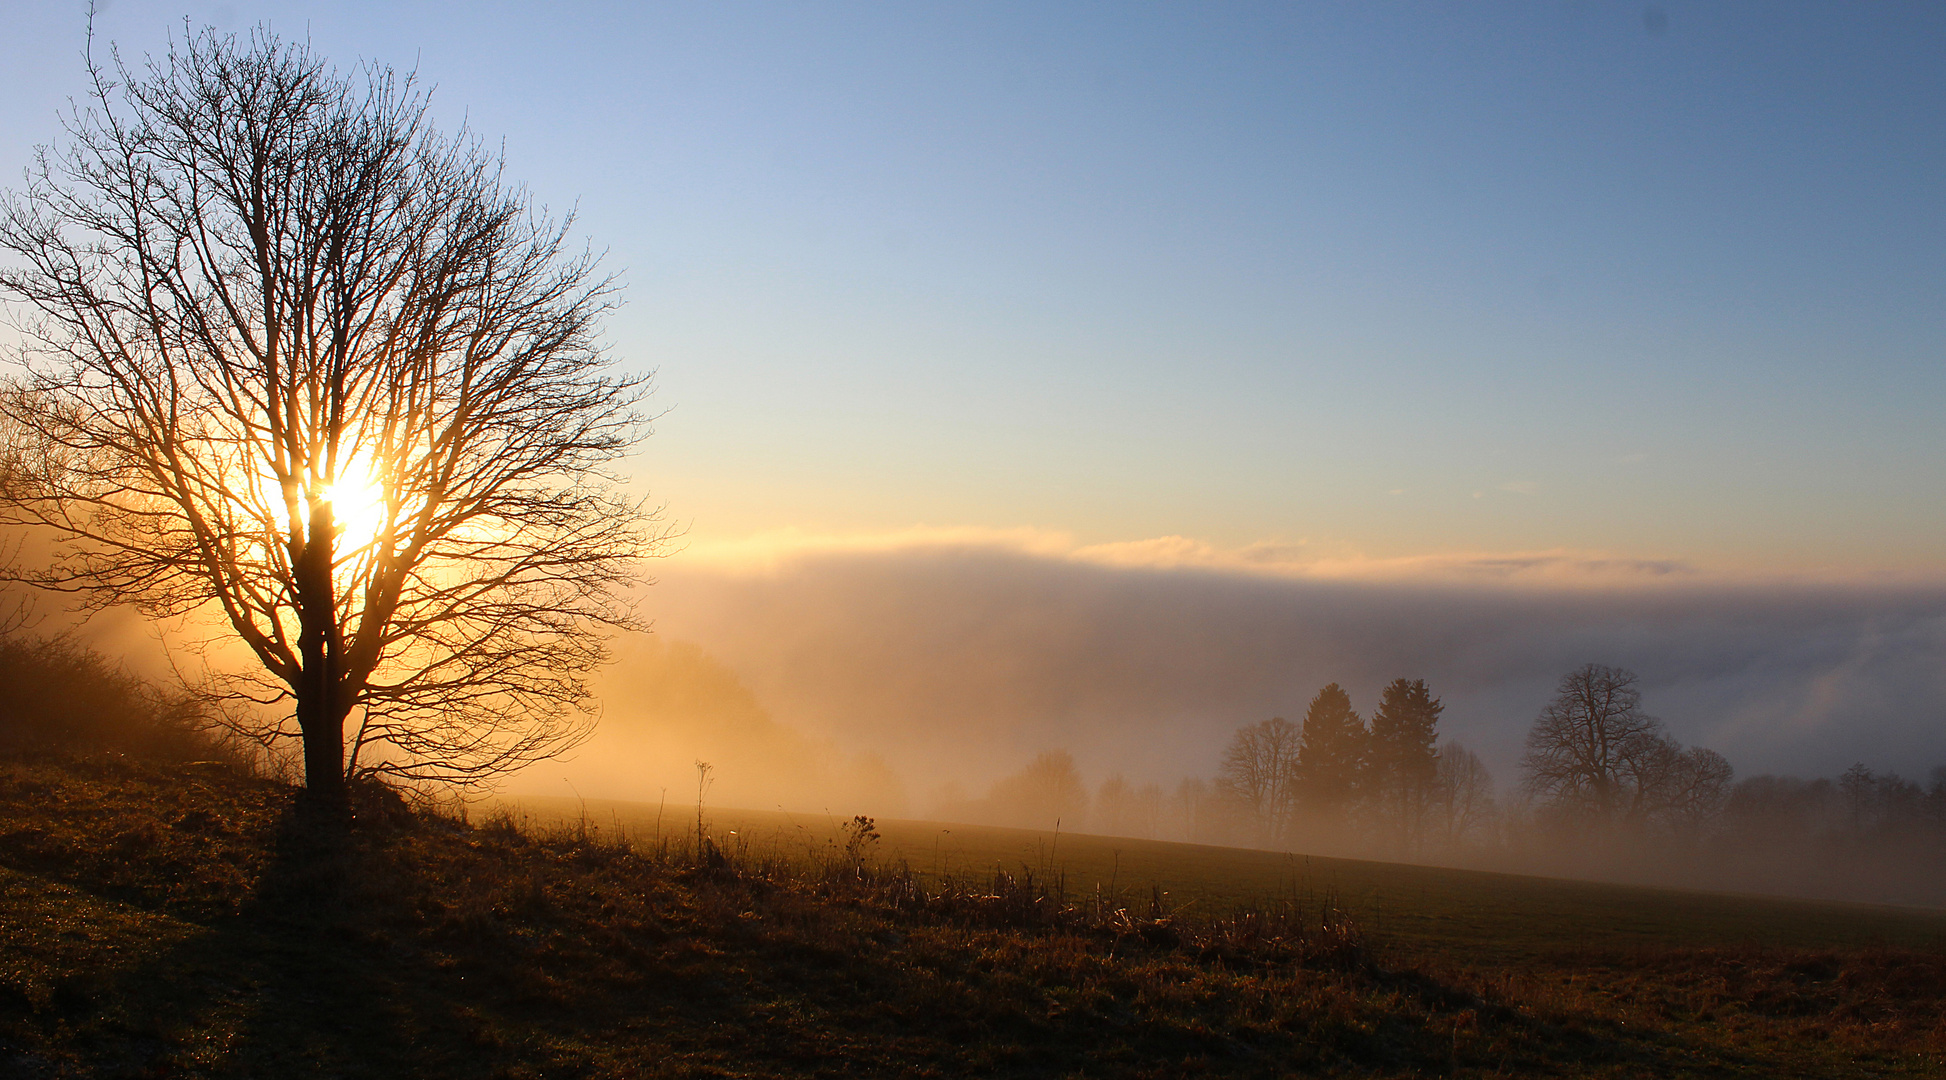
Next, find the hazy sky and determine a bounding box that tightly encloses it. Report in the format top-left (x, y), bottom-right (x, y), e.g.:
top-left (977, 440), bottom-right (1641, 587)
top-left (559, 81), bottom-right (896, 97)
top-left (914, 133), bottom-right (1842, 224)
top-left (8, 1), bottom-right (1943, 577)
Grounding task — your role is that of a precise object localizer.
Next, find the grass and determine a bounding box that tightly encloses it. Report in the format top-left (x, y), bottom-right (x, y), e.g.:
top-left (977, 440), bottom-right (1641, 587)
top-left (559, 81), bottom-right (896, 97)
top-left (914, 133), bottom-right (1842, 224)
top-left (1, 757), bottom-right (1944, 1077)
top-left (508, 796), bottom-right (1946, 960)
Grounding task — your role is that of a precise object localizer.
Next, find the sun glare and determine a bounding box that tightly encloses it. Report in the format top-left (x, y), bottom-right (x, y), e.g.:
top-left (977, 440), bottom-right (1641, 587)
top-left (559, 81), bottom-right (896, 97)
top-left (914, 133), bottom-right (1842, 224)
top-left (323, 462), bottom-right (388, 552)
top-left (323, 461), bottom-right (391, 552)
top-left (255, 459), bottom-right (390, 553)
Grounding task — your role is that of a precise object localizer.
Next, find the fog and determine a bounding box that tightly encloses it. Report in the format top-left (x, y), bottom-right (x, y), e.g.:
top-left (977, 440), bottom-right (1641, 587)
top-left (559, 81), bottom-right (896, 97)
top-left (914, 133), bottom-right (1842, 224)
top-left (498, 536), bottom-right (1946, 904)
top-left (576, 539), bottom-right (1946, 797)
top-left (527, 634), bottom-right (912, 818)
top-left (26, 528), bottom-right (1946, 904)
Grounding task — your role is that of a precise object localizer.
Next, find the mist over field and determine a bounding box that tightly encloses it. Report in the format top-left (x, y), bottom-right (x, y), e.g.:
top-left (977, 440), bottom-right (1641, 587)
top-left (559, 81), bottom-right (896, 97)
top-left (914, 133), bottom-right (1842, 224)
top-left (559, 537), bottom-right (1946, 808)
top-left (503, 536), bottom-right (1946, 904)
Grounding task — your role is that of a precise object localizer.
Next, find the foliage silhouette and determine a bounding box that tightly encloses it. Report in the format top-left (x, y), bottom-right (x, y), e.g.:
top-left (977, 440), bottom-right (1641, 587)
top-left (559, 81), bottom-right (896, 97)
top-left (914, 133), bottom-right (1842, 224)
top-left (0, 27), bottom-right (664, 800)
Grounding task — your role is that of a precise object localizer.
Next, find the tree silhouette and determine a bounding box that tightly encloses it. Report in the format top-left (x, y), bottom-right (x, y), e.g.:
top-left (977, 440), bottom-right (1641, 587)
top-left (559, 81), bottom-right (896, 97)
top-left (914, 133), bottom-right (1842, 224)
top-left (1094, 772), bottom-right (1162, 839)
top-left (1215, 716), bottom-right (1303, 843)
top-left (1520, 665), bottom-right (1660, 821)
top-left (987, 750), bottom-right (1090, 830)
top-left (1518, 664), bottom-right (1731, 830)
top-left (1839, 763), bottom-right (1879, 833)
top-left (1296, 683), bottom-right (1365, 816)
top-left (1651, 744), bottom-right (1733, 831)
top-left (1429, 743), bottom-right (1496, 844)
top-left (0, 28), bottom-right (664, 802)
top-left (1367, 678), bottom-right (1443, 844)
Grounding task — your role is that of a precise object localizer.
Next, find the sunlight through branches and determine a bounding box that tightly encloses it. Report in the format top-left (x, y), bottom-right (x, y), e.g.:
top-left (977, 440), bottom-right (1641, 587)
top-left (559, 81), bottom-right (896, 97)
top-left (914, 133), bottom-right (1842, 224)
top-left (0, 26), bottom-right (672, 799)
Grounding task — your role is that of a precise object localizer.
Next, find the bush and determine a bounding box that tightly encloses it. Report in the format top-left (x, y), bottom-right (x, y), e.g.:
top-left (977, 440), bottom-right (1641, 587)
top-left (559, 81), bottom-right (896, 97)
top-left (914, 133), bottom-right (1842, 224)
top-left (0, 633), bottom-right (216, 760)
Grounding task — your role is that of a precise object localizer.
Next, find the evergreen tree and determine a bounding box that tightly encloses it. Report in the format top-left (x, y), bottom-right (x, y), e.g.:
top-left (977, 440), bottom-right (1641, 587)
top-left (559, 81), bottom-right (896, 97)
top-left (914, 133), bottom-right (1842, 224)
top-left (1368, 678), bottom-right (1444, 843)
top-left (1296, 683), bottom-right (1366, 815)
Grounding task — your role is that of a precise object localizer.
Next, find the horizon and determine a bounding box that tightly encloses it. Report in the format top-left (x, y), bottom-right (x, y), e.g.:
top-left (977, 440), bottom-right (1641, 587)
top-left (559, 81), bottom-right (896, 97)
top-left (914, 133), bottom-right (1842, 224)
top-left (5, 4), bottom-right (1946, 796)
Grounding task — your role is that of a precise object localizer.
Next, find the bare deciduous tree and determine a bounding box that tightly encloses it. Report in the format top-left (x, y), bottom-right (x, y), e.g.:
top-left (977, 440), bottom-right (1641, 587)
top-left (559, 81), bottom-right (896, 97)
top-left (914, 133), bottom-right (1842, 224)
top-left (1519, 664), bottom-right (1667, 823)
top-left (1650, 745), bottom-right (1734, 832)
top-left (1170, 776), bottom-right (1215, 843)
top-left (1216, 715), bottom-right (1303, 843)
top-left (987, 749), bottom-right (1090, 830)
top-left (1520, 664), bottom-right (1733, 831)
top-left (1093, 772), bottom-right (1162, 839)
top-left (1430, 743), bottom-right (1497, 845)
top-left (0, 28), bottom-right (665, 802)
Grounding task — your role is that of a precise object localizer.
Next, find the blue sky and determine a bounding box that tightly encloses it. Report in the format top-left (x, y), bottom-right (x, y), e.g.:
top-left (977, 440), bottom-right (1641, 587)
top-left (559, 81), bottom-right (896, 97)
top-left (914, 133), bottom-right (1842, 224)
top-left (6, 2), bottom-right (1945, 575)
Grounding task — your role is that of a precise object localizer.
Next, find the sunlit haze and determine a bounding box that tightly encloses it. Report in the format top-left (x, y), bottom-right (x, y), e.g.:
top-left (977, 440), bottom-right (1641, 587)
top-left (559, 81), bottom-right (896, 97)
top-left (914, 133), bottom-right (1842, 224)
top-left (6, 3), bottom-right (1946, 804)
top-left (9, 11), bottom-right (1946, 1069)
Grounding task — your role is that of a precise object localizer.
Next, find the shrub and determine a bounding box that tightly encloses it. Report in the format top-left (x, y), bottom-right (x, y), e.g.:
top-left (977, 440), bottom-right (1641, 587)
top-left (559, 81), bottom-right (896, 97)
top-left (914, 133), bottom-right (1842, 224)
top-left (0, 633), bottom-right (216, 760)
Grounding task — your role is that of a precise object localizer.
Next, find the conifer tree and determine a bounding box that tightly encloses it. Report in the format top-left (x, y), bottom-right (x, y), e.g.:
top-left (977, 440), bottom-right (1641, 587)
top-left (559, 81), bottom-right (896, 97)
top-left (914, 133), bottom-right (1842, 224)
top-left (1368, 678), bottom-right (1444, 843)
top-left (1296, 683), bottom-right (1366, 815)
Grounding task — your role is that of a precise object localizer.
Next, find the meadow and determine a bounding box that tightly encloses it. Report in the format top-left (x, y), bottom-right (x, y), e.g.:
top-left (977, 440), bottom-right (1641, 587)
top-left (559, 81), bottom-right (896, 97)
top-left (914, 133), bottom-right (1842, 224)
top-left (3, 756), bottom-right (1945, 1078)
top-left (508, 795), bottom-right (1946, 962)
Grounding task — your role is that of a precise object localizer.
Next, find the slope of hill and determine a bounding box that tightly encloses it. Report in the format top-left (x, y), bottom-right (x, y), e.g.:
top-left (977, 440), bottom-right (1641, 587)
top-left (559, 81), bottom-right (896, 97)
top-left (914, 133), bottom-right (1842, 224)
top-left (2, 755), bottom-right (1943, 1078)
top-left (507, 795), bottom-right (1946, 961)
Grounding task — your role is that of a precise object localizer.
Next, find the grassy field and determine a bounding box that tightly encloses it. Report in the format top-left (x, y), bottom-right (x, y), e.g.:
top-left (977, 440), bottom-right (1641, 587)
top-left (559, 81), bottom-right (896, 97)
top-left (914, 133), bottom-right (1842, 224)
top-left (4, 757), bottom-right (1946, 1078)
top-left (507, 794), bottom-right (1946, 962)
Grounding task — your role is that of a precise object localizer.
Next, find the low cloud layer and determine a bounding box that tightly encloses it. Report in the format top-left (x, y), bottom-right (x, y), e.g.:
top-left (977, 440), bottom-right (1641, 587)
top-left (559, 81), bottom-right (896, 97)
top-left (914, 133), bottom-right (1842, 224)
top-left (635, 537), bottom-right (1946, 795)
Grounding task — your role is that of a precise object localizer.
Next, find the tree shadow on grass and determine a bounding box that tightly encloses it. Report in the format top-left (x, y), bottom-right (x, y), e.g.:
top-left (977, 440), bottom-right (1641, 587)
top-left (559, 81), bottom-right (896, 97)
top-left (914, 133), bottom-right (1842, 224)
top-left (63, 795), bottom-right (491, 1078)
top-left (35, 788), bottom-right (1723, 1080)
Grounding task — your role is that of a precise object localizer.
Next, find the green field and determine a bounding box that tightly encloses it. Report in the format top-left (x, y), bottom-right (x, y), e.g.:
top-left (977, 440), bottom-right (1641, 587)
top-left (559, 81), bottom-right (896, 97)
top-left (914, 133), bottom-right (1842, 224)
top-left (507, 794), bottom-right (1946, 963)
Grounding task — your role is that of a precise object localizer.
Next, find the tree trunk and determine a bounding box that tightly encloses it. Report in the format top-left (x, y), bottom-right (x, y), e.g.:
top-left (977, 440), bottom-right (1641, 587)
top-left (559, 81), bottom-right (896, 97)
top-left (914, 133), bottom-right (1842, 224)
top-left (294, 500), bottom-right (348, 807)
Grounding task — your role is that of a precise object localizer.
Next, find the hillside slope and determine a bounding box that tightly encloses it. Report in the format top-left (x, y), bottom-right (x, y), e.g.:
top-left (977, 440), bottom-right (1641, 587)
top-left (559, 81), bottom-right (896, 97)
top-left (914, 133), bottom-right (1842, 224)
top-left (507, 794), bottom-right (1946, 961)
top-left (1, 756), bottom-right (1942, 1078)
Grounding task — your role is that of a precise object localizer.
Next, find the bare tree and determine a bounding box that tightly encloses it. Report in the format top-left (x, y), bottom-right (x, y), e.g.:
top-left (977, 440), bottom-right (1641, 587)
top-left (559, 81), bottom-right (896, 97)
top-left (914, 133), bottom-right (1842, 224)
top-left (986, 750), bottom-right (1089, 830)
top-left (1093, 772), bottom-right (1162, 839)
top-left (1833, 762), bottom-right (1927, 836)
top-left (1839, 763), bottom-right (1877, 832)
top-left (1169, 776), bottom-right (1215, 843)
top-left (0, 28), bottom-right (664, 802)
top-left (1519, 664), bottom-right (1667, 824)
top-left (1520, 664), bottom-right (1737, 834)
top-left (1651, 745), bottom-right (1733, 832)
top-left (1215, 715), bottom-right (1303, 844)
top-left (1429, 743), bottom-right (1497, 845)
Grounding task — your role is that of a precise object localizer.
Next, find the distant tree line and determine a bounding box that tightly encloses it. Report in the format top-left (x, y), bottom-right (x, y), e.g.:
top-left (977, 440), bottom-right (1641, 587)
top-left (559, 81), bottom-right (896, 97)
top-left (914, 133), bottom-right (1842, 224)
top-left (1184, 664), bottom-right (1741, 854)
top-left (945, 662), bottom-right (1946, 905)
top-left (944, 676), bottom-right (1484, 854)
top-left (1194, 678), bottom-right (1469, 853)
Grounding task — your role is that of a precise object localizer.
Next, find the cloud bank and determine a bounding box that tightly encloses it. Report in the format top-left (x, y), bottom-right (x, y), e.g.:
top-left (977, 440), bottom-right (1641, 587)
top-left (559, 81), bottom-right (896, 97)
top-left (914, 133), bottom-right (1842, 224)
top-left (634, 533), bottom-right (1946, 795)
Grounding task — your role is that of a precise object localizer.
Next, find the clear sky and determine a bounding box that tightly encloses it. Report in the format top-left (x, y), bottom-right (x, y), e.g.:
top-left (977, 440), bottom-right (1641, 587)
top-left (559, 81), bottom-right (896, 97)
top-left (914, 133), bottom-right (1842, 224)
top-left (7, 2), bottom-right (1945, 578)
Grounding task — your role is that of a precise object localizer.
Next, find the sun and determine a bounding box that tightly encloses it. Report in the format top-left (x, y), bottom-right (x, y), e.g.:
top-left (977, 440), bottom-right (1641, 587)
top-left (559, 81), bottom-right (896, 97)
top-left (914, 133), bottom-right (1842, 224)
top-left (253, 456), bottom-right (391, 555)
top-left (323, 463), bottom-right (389, 553)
